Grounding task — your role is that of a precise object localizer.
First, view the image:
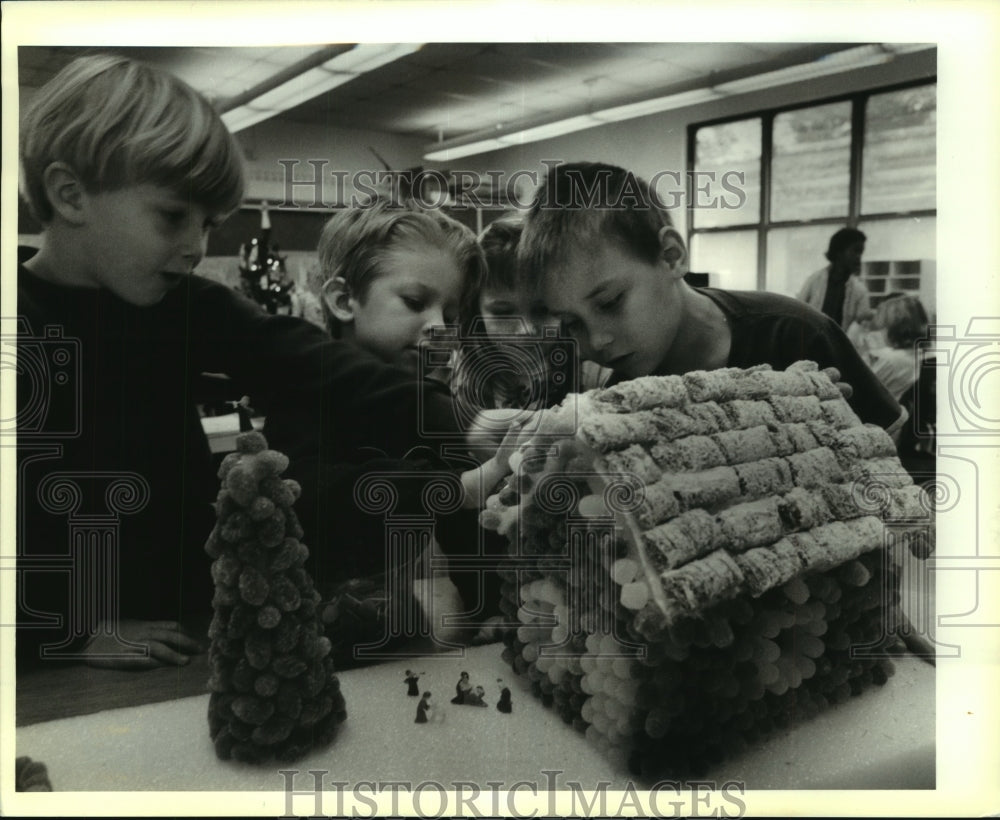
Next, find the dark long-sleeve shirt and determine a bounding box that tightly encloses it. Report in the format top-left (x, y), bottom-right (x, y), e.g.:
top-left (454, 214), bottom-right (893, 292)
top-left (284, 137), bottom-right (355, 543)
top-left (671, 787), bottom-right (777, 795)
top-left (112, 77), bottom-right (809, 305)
top-left (15, 247), bottom-right (477, 665)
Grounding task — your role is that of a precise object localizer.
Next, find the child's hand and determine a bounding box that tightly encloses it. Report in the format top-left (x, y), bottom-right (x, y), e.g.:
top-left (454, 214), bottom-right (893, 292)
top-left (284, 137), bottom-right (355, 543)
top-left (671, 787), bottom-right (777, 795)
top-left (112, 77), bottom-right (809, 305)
top-left (490, 416), bottom-right (537, 473)
top-left (465, 409), bottom-right (517, 464)
top-left (821, 366), bottom-right (854, 400)
top-left (460, 415), bottom-right (538, 509)
top-left (82, 619), bottom-right (205, 669)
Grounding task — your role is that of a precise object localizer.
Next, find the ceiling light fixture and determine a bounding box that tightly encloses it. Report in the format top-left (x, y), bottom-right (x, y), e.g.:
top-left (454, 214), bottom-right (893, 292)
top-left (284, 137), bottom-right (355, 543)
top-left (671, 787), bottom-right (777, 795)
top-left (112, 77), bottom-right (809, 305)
top-left (222, 43), bottom-right (424, 133)
top-left (423, 43), bottom-right (933, 162)
top-left (711, 43), bottom-right (923, 95)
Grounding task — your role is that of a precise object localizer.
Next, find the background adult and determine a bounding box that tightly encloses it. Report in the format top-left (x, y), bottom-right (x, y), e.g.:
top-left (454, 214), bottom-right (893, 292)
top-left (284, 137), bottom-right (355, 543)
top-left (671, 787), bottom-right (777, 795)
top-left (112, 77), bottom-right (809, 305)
top-left (797, 227), bottom-right (873, 333)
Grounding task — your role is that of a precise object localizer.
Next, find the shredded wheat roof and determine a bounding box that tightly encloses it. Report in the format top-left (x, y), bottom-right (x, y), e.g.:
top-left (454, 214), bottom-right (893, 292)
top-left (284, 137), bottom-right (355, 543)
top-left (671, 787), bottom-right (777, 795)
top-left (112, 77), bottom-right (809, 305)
top-left (489, 361), bottom-right (926, 624)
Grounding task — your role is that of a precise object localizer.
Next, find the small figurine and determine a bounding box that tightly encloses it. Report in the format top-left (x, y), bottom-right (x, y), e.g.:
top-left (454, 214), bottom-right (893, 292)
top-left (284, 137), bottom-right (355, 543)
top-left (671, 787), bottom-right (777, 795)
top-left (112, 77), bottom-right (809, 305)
top-left (415, 691), bottom-right (433, 724)
top-left (235, 396), bottom-right (255, 433)
top-left (404, 670), bottom-right (421, 697)
top-left (465, 685), bottom-right (488, 707)
top-left (496, 678), bottom-right (512, 714)
top-left (451, 671), bottom-right (471, 704)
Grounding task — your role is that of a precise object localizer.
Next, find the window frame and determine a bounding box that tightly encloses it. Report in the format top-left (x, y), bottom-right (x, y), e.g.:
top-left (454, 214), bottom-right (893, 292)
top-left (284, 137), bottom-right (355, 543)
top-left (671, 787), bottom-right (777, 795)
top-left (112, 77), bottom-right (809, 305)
top-left (686, 77), bottom-right (937, 291)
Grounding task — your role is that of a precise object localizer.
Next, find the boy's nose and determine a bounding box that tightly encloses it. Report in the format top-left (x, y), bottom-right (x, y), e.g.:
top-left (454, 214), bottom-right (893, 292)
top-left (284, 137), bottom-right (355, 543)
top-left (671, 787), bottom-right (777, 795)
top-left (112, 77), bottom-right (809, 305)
top-left (179, 230), bottom-right (208, 271)
top-left (421, 308), bottom-right (447, 335)
top-left (589, 327), bottom-right (614, 353)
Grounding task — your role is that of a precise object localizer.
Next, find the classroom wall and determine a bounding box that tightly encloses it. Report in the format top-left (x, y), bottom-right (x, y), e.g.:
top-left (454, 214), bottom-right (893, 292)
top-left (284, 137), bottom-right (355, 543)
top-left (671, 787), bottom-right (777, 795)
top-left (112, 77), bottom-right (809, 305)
top-left (197, 119), bottom-right (426, 318)
top-left (420, 49), bottom-right (937, 238)
top-left (238, 118), bottom-right (426, 205)
top-left (237, 50), bottom-right (936, 233)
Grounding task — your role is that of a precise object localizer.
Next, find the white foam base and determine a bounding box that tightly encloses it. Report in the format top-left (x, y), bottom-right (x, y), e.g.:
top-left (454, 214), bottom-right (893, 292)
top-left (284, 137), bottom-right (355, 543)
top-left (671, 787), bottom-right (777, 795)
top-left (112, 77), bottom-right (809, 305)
top-left (16, 646), bottom-right (933, 791)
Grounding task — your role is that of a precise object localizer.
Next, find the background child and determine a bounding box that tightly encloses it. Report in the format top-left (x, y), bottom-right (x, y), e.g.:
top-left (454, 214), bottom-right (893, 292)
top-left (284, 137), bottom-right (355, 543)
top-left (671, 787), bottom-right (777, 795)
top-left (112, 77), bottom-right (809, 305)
top-left (516, 161), bottom-right (904, 434)
top-left (457, 217), bottom-right (554, 412)
top-left (859, 293), bottom-right (935, 491)
top-left (318, 196), bottom-right (482, 378)
top-left (455, 217), bottom-right (610, 462)
top-left (862, 294), bottom-right (930, 400)
top-left (895, 355), bottom-right (937, 491)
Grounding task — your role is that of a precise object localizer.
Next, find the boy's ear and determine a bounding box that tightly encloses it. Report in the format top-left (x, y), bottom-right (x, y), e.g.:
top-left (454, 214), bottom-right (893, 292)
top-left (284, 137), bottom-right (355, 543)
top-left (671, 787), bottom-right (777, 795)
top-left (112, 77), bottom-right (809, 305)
top-left (657, 226), bottom-right (689, 279)
top-left (321, 277), bottom-right (356, 323)
top-left (41, 163), bottom-right (88, 225)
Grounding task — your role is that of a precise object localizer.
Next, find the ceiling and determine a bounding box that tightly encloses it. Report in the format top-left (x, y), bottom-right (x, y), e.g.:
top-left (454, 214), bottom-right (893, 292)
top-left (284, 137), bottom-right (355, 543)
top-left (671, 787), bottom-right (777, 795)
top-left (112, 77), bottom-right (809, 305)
top-left (18, 42), bottom-right (869, 148)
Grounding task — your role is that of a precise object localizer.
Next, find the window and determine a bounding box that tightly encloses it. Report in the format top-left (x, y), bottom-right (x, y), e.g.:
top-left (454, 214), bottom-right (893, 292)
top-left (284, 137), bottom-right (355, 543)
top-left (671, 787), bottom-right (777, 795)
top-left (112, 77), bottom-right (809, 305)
top-left (766, 224), bottom-right (840, 298)
top-left (689, 231), bottom-right (757, 291)
top-left (693, 119), bottom-right (761, 229)
top-left (862, 85), bottom-right (936, 215)
top-left (688, 80), bottom-right (936, 307)
top-left (771, 101), bottom-right (851, 222)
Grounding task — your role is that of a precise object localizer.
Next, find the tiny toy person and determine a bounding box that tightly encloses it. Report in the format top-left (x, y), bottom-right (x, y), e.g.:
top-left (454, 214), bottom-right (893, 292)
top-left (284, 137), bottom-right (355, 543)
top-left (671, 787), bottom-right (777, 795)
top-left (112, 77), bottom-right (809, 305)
top-left (451, 671), bottom-right (471, 704)
top-left (404, 669), bottom-right (421, 697)
top-left (415, 691), bottom-right (432, 724)
top-left (465, 685), bottom-right (488, 707)
top-left (496, 679), bottom-right (512, 714)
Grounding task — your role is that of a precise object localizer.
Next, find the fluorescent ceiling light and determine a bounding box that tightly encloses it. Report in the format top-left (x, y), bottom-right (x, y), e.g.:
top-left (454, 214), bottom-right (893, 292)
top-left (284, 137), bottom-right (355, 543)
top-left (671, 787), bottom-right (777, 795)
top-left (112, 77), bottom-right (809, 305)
top-left (424, 89), bottom-right (726, 161)
top-left (424, 43), bottom-right (934, 162)
top-left (713, 43), bottom-right (925, 95)
top-left (423, 88), bottom-right (725, 162)
top-left (499, 114), bottom-right (603, 145)
top-left (223, 43), bottom-right (422, 133)
top-left (589, 87), bottom-right (725, 123)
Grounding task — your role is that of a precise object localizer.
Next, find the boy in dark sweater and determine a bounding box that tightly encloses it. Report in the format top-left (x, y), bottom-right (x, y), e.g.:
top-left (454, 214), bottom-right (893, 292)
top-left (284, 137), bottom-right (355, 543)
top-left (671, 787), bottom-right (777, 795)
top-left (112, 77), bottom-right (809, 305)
top-left (14, 55), bottom-right (505, 670)
top-left (267, 196), bottom-right (507, 659)
top-left (517, 162), bottom-right (904, 434)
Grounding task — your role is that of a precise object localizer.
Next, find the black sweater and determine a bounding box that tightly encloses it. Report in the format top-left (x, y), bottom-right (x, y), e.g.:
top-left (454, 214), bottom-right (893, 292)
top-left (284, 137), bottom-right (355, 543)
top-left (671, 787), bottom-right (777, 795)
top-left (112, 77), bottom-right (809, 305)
top-left (15, 248), bottom-right (472, 665)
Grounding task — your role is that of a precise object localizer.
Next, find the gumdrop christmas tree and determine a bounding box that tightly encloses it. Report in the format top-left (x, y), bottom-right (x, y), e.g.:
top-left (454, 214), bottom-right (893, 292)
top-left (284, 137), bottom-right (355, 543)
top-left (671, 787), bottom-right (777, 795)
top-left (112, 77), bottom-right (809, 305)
top-left (206, 431), bottom-right (346, 762)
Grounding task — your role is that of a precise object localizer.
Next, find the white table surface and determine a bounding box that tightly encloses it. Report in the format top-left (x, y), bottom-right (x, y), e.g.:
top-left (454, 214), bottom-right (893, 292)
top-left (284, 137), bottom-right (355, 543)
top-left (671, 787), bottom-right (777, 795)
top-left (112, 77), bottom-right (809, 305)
top-left (16, 644), bottom-right (934, 793)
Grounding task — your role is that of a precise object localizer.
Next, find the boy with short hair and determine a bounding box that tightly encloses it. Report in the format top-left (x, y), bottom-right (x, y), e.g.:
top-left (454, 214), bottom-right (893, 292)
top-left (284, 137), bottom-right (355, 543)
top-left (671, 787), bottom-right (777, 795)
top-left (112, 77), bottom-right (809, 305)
top-left (15, 54), bottom-right (499, 670)
top-left (17, 53), bottom-right (254, 668)
top-left (517, 161), bottom-right (903, 433)
top-left (516, 163), bottom-right (932, 660)
top-left (269, 196), bottom-right (508, 660)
